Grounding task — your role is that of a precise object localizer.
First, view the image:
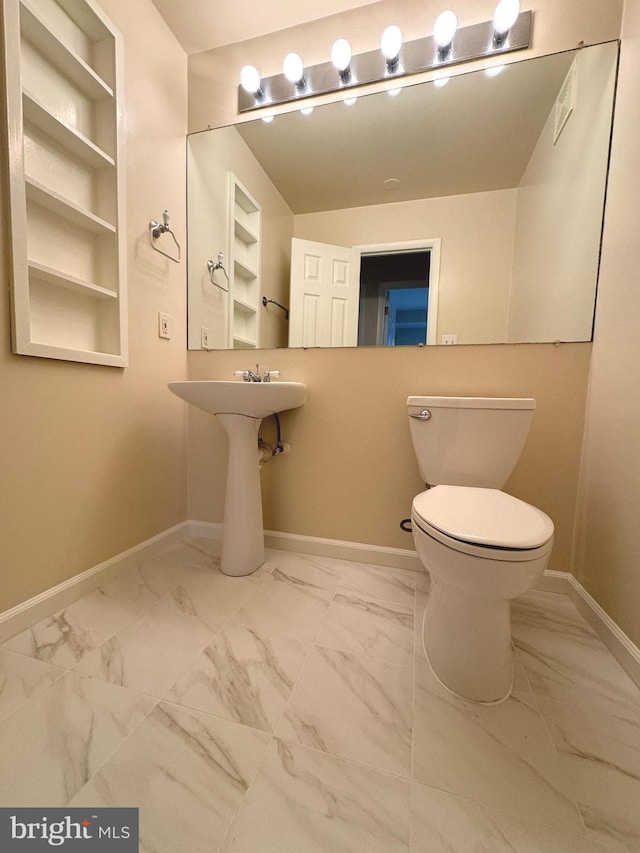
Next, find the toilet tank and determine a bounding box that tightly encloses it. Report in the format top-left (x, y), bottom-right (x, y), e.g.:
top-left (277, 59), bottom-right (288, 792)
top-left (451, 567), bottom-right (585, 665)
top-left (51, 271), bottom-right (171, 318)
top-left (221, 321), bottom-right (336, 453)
top-left (407, 396), bottom-right (535, 488)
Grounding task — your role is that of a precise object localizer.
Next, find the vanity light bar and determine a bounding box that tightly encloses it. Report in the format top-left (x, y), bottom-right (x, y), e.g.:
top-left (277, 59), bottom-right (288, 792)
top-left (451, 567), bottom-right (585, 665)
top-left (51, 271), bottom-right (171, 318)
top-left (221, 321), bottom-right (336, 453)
top-left (238, 11), bottom-right (532, 113)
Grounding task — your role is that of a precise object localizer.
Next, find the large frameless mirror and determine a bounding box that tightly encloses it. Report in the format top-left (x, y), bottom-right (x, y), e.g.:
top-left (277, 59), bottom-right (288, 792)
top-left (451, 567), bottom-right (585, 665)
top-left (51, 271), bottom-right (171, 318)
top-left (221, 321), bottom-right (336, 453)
top-left (187, 41), bottom-right (618, 351)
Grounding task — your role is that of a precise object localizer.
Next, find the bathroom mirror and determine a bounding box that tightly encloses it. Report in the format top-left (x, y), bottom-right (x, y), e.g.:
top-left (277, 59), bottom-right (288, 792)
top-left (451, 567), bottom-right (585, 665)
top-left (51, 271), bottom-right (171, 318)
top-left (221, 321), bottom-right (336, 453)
top-left (187, 41), bottom-right (618, 350)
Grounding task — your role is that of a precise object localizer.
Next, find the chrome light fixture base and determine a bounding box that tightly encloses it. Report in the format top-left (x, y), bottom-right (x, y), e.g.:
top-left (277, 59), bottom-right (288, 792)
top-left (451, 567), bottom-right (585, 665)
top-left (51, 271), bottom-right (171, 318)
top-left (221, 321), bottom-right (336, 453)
top-left (238, 11), bottom-right (532, 113)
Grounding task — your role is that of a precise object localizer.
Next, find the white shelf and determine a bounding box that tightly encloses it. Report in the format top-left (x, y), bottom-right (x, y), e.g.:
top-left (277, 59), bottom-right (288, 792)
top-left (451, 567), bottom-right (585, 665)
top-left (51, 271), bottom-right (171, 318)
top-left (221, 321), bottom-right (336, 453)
top-left (232, 334), bottom-right (257, 349)
top-left (28, 260), bottom-right (117, 299)
top-left (20, 0), bottom-right (113, 100)
top-left (234, 218), bottom-right (258, 245)
top-left (26, 176), bottom-right (116, 235)
top-left (234, 257), bottom-right (258, 280)
top-left (4, 0), bottom-right (127, 367)
top-left (22, 89), bottom-right (115, 170)
top-left (233, 296), bottom-right (257, 314)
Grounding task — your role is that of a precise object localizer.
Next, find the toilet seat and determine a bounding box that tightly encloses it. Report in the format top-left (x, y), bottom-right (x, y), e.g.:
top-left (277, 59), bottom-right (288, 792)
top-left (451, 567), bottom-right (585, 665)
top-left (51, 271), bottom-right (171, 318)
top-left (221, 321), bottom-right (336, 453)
top-left (412, 485), bottom-right (554, 562)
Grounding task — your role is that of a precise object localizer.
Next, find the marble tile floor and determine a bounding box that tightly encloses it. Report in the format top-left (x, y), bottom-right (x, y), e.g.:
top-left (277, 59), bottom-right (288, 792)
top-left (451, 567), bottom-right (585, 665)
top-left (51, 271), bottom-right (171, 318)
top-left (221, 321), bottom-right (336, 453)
top-left (1, 537), bottom-right (639, 852)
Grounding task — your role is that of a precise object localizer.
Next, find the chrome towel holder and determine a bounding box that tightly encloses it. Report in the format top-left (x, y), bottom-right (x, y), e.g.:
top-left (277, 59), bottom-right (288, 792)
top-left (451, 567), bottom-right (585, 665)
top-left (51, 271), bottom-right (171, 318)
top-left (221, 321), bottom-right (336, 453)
top-left (149, 210), bottom-right (181, 263)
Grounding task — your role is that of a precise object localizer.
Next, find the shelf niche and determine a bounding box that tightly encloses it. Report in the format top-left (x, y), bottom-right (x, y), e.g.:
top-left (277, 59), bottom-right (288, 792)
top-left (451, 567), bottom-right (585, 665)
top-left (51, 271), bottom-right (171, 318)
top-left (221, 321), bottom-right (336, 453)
top-left (228, 173), bottom-right (261, 350)
top-left (3, 0), bottom-right (127, 367)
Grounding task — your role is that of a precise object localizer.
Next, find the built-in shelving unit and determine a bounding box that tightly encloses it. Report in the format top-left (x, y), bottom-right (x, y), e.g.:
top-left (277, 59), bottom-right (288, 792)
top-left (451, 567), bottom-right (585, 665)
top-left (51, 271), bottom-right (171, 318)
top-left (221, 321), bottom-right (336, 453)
top-left (228, 174), bottom-right (261, 350)
top-left (3, 0), bottom-right (127, 366)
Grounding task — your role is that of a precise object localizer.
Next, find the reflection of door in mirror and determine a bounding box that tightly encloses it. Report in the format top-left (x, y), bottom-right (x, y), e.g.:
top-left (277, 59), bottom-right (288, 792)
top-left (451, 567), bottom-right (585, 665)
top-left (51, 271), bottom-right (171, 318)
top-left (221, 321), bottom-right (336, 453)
top-left (288, 238), bottom-right (361, 347)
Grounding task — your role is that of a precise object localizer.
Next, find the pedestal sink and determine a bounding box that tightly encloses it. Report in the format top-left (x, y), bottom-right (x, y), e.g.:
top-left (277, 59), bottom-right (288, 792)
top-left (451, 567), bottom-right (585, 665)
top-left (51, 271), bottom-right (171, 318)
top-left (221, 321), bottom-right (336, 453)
top-left (168, 380), bottom-right (306, 576)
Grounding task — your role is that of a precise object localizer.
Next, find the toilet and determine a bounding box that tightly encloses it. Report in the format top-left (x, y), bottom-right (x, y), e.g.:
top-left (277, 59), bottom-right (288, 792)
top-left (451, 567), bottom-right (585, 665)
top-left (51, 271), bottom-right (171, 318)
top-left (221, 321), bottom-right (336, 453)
top-left (407, 396), bottom-right (554, 703)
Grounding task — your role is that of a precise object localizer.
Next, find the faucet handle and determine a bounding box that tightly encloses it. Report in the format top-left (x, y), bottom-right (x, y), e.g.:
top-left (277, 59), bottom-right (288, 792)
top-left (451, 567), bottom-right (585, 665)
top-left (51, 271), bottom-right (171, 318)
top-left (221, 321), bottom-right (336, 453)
top-left (233, 370), bottom-right (250, 381)
top-left (263, 370), bottom-right (280, 382)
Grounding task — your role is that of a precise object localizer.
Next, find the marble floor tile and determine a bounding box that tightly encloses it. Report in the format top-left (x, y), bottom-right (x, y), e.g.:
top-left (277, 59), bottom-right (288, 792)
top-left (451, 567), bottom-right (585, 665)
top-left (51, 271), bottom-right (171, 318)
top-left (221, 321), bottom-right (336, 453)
top-left (71, 702), bottom-right (269, 853)
top-left (0, 671), bottom-right (155, 806)
top-left (166, 624), bottom-right (310, 732)
top-left (222, 738), bottom-right (411, 853)
top-left (412, 783), bottom-right (594, 852)
top-left (266, 548), bottom-right (346, 597)
top-left (414, 589), bottom-right (429, 658)
top-left (2, 583), bottom-right (148, 669)
top-left (415, 571), bottom-right (430, 594)
top-left (136, 556), bottom-right (216, 599)
top-left (0, 648), bottom-right (65, 723)
top-left (412, 659), bottom-right (583, 830)
top-left (276, 645), bottom-right (413, 776)
top-left (315, 590), bottom-right (414, 666)
top-left (233, 574), bottom-right (333, 643)
top-left (513, 589), bottom-right (597, 638)
top-left (74, 594), bottom-right (214, 698)
top-left (537, 696), bottom-right (640, 853)
top-left (98, 565), bottom-right (164, 614)
top-left (165, 565), bottom-right (257, 632)
top-left (514, 625), bottom-right (640, 723)
top-left (339, 561), bottom-right (416, 606)
top-left (153, 537), bottom-right (222, 569)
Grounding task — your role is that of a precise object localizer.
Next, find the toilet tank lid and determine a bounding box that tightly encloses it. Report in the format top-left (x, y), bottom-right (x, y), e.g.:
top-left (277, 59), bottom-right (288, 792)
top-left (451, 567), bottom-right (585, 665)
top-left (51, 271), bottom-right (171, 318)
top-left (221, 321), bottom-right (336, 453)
top-left (407, 396), bottom-right (535, 409)
top-left (413, 486), bottom-right (554, 549)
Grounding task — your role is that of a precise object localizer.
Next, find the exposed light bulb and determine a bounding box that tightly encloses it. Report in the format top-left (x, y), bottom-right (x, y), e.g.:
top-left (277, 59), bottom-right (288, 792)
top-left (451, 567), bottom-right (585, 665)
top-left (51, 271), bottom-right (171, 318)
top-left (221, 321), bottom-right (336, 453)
top-left (433, 76), bottom-right (450, 88)
top-left (300, 106), bottom-right (314, 115)
top-left (381, 25), bottom-right (403, 68)
top-left (434, 10), bottom-right (458, 52)
top-left (485, 64), bottom-right (505, 77)
top-left (388, 87), bottom-right (402, 97)
top-left (262, 113), bottom-right (274, 123)
top-left (331, 38), bottom-right (352, 76)
top-left (283, 52), bottom-right (305, 86)
top-left (493, 0), bottom-right (520, 37)
top-left (240, 65), bottom-right (262, 96)
top-left (343, 95), bottom-right (358, 106)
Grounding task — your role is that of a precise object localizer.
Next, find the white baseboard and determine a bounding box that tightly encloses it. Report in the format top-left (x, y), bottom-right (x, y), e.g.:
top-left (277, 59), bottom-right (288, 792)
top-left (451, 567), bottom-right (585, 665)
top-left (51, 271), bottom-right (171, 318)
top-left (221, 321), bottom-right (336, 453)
top-left (534, 569), bottom-right (571, 594)
top-left (567, 575), bottom-right (640, 688)
top-left (188, 521), bottom-right (422, 571)
top-left (0, 522), bottom-right (189, 644)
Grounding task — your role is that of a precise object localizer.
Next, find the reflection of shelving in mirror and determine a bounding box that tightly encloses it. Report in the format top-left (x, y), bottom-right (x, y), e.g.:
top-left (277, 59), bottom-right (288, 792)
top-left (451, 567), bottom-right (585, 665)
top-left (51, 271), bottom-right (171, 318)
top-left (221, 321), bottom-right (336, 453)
top-left (228, 174), bottom-right (261, 349)
top-left (4, 0), bottom-right (126, 367)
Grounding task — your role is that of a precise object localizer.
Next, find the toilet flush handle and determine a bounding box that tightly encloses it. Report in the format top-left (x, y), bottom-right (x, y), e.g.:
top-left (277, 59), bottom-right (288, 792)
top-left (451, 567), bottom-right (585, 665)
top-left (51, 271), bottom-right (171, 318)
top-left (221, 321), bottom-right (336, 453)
top-left (410, 410), bottom-right (432, 421)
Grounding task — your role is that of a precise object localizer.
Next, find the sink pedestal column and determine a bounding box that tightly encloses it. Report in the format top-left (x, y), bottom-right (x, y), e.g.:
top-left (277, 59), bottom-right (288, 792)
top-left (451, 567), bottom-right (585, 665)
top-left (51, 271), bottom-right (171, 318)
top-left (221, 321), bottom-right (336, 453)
top-left (217, 413), bottom-right (265, 576)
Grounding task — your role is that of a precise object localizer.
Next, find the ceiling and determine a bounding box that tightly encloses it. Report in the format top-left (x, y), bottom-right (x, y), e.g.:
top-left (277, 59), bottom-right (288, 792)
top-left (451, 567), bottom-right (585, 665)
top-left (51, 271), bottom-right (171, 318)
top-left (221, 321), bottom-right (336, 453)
top-left (149, 0), bottom-right (381, 55)
top-left (232, 50), bottom-right (574, 214)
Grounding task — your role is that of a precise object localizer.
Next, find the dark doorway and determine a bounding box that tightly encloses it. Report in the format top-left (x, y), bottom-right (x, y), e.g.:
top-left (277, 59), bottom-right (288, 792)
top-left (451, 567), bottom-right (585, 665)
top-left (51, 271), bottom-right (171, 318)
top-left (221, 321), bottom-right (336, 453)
top-left (357, 251), bottom-right (431, 346)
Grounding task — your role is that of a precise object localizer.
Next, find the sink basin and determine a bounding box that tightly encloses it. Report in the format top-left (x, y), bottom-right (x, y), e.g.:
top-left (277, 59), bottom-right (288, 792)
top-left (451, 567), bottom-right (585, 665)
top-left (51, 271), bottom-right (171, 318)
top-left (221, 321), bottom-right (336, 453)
top-left (168, 380), bottom-right (306, 418)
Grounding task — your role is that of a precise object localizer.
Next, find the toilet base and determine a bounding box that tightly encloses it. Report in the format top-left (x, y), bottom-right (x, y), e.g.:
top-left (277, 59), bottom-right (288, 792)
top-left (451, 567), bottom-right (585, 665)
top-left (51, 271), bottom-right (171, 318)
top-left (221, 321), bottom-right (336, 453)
top-left (424, 578), bottom-right (514, 703)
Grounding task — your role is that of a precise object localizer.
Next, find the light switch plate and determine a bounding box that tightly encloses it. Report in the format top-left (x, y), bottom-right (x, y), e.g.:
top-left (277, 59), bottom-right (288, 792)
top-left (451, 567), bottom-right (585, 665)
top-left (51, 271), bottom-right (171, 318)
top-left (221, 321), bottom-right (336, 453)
top-left (158, 312), bottom-right (170, 339)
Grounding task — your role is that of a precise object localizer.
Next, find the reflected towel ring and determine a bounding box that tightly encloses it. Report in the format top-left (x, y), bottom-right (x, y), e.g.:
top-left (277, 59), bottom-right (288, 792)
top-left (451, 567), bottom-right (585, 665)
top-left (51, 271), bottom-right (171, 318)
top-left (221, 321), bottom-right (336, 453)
top-left (207, 253), bottom-right (230, 292)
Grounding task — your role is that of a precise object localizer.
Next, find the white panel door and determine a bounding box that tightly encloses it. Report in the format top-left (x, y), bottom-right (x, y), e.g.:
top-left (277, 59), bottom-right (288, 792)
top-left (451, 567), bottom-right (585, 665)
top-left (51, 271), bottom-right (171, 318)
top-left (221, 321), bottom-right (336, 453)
top-left (289, 237), bottom-right (361, 347)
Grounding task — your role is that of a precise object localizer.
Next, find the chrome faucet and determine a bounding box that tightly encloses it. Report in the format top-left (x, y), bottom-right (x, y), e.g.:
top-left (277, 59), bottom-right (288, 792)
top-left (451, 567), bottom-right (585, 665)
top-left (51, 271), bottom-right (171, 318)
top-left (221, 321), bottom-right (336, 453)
top-left (234, 365), bottom-right (280, 382)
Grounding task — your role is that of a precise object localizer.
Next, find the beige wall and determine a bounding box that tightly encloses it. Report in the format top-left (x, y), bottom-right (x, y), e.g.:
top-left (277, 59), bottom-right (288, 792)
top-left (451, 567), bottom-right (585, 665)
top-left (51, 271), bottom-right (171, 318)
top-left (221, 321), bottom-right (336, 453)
top-left (0, 0), bottom-right (189, 612)
top-left (188, 344), bottom-right (591, 572)
top-left (573, 0), bottom-right (640, 646)
top-left (508, 42), bottom-right (618, 343)
top-left (294, 190), bottom-right (516, 345)
top-left (188, 126), bottom-right (293, 350)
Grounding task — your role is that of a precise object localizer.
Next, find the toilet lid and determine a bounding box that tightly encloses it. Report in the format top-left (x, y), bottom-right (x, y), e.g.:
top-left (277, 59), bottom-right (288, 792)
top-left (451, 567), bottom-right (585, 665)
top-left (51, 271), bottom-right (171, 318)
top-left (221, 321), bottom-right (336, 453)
top-left (412, 486), bottom-right (554, 550)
